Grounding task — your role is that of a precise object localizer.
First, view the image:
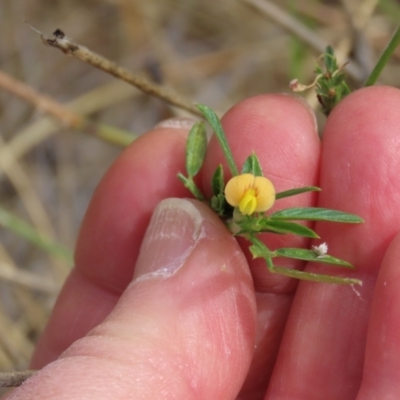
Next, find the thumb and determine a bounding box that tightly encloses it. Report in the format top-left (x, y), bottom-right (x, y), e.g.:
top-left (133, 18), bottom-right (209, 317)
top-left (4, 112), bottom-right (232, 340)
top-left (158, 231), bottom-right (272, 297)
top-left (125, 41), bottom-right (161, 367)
top-left (9, 198), bottom-right (256, 400)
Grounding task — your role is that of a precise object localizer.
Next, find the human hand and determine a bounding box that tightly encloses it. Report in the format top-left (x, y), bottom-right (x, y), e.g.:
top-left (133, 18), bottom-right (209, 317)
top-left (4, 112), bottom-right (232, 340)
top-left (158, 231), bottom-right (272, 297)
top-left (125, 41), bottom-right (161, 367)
top-left (7, 86), bottom-right (400, 400)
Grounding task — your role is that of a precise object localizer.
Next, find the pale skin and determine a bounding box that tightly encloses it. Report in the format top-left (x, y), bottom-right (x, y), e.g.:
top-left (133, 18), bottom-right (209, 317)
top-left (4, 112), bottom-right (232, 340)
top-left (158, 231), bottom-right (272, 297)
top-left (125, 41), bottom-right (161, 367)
top-left (5, 86), bottom-right (400, 399)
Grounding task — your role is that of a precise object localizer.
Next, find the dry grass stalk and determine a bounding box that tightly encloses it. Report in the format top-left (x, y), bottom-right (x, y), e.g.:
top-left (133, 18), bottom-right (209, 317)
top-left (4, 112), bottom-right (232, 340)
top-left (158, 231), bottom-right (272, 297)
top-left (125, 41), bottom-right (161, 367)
top-left (35, 27), bottom-right (202, 117)
top-left (0, 370), bottom-right (36, 387)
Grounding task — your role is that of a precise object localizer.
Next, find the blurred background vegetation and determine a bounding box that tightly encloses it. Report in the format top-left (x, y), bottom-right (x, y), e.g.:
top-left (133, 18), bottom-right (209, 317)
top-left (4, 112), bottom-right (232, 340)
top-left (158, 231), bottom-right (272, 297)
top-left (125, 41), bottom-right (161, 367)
top-left (0, 0), bottom-right (399, 383)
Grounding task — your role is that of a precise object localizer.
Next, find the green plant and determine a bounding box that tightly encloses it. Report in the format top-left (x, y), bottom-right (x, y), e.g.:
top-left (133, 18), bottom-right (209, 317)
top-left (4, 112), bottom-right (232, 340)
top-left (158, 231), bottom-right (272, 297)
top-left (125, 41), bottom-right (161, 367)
top-left (178, 105), bottom-right (363, 285)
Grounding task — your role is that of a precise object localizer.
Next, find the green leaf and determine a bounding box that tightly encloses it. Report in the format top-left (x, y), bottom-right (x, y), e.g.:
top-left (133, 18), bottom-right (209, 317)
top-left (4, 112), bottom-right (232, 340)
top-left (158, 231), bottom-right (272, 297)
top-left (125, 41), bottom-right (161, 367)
top-left (234, 215), bottom-right (319, 237)
top-left (324, 45), bottom-right (337, 72)
top-left (196, 104), bottom-right (239, 177)
top-left (248, 236), bottom-right (361, 284)
top-left (185, 121), bottom-right (207, 177)
top-left (271, 207), bottom-right (364, 223)
top-left (273, 248), bottom-right (354, 268)
top-left (313, 46), bottom-right (351, 116)
top-left (211, 164), bottom-right (224, 196)
top-left (331, 73), bottom-right (347, 86)
top-left (0, 205), bottom-right (73, 265)
top-left (258, 220), bottom-right (319, 238)
top-left (210, 193), bottom-right (229, 216)
top-left (275, 186), bottom-right (321, 200)
top-left (365, 25), bottom-right (400, 87)
top-left (267, 264), bottom-right (361, 285)
top-left (241, 153), bottom-right (263, 176)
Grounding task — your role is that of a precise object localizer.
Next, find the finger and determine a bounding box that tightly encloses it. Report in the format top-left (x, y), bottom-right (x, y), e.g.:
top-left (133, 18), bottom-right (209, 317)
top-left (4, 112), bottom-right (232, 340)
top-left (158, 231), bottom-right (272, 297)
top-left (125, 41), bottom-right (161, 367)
top-left (267, 86), bottom-right (400, 400)
top-left (202, 94), bottom-right (321, 396)
top-left (203, 93), bottom-right (321, 292)
top-left (31, 123), bottom-right (191, 368)
top-left (358, 232), bottom-right (400, 399)
top-left (10, 199), bottom-right (256, 400)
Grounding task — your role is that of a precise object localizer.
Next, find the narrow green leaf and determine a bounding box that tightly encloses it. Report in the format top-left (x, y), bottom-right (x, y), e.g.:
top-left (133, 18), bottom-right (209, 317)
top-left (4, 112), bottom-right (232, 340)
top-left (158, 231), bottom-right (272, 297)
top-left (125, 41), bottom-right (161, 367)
top-left (341, 81), bottom-right (351, 96)
top-left (0, 205), bottom-right (73, 265)
top-left (268, 264), bottom-right (361, 285)
top-left (274, 248), bottom-right (354, 268)
top-left (248, 233), bottom-right (361, 285)
top-left (235, 216), bottom-right (319, 238)
top-left (365, 25), bottom-right (400, 87)
top-left (259, 220), bottom-right (319, 238)
top-left (271, 207), bottom-right (364, 223)
top-left (331, 73), bottom-right (347, 86)
top-left (211, 164), bottom-right (224, 196)
top-left (185, 121), bottom-right (207, 177)
top-left (241, 153), bottom-right (263, 176)
top-left (196, 104), bottom-right (239, 176)
top-left (275, 186), bottom-right (321, 200)
top-left (324, 45), bottom-right (336, 71)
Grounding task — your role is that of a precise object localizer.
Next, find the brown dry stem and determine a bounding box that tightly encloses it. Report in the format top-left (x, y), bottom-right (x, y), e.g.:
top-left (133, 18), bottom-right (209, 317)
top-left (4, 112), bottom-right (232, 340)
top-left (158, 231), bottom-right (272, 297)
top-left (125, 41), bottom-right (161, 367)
top-left (0, 70), bottom-right (135, 147)
top-left (0, 370), bottom-right (36, 387)
top-left (36, 28), bottom-right (202, 117)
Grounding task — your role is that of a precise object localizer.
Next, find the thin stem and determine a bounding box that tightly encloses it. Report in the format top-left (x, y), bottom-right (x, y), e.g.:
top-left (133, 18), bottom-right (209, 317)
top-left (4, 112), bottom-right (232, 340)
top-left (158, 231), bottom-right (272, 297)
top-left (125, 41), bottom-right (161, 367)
top-left (0, 69), bottom-right (135, 147)
top-left (364, 25), bottom-right (400, 87)
top-left (0, 370), bottom-right (36, 387)
top-left (0, 206), bottom-right (73, 265)
top-left (32, 26), bottom-right (201, 117)
top-left (177, 174), bottom-right (205, 201)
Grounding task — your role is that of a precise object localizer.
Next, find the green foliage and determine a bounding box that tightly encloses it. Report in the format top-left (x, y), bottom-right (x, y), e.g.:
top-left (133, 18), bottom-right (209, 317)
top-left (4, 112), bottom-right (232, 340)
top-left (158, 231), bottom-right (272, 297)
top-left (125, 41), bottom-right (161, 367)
top-left (178, 104), bottom-right (364, 285)
top-left (314, 46), bottom-right (351, 116)
top-left (275, 186), bottom-right (320, 200)
top-left (270, 207), bottom-right (364, 223)
top-left (185, 121), bottom-right (207, 177)
top-left (291, 34), bottom-right (399, 116)
top-left (177, 122), bottom-right (208, 201)
top-left (273, 247), bottom-right (353, 268)
top-left (364, 25), bottom-right (400, 87)
top-left (241, 153), bottom-right (263, 176)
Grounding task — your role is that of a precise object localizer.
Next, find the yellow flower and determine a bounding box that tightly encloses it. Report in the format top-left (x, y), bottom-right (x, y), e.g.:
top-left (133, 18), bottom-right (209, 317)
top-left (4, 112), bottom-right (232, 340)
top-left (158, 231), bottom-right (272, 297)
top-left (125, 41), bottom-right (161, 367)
top-left (225, 173), bottom-right (275, 215)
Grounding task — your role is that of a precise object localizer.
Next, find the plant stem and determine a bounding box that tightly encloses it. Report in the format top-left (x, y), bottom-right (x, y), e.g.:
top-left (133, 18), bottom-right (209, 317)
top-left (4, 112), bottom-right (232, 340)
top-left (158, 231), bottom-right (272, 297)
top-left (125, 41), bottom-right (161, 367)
top-left (364, 25), bottom-right (400, 87)
top-left (0, 69), bottom-right (136, 147)
top-left (0, 206), bottom-right (73, 265)
top-left (34, 26), bottom-right (201, 117)
top-left (0, 370), bottom-right (36, 387)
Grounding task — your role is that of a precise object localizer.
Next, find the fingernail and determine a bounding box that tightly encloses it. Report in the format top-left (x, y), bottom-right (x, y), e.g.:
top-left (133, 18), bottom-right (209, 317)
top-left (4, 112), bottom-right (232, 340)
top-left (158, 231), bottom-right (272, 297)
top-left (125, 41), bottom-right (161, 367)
top-left (154, 118), bottom-right (197, 130)
top-left (133, 198), bottom-right (204, 281)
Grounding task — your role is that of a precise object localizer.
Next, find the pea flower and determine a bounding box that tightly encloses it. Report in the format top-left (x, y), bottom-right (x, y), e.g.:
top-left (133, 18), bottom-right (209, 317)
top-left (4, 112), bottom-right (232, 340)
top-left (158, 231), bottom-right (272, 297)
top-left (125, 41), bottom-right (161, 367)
top-left (225, 173), bottom-right (275, 215)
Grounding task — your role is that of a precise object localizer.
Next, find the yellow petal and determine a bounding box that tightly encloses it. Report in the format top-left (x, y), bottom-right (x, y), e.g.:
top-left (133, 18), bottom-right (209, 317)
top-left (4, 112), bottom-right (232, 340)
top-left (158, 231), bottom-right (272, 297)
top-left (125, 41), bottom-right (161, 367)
top-left (224, 173), bottom-right (255, 207)
top-left (225, 173), bottom-right (276, 215)
top-left (253, 176), bottom-right (275, 212)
